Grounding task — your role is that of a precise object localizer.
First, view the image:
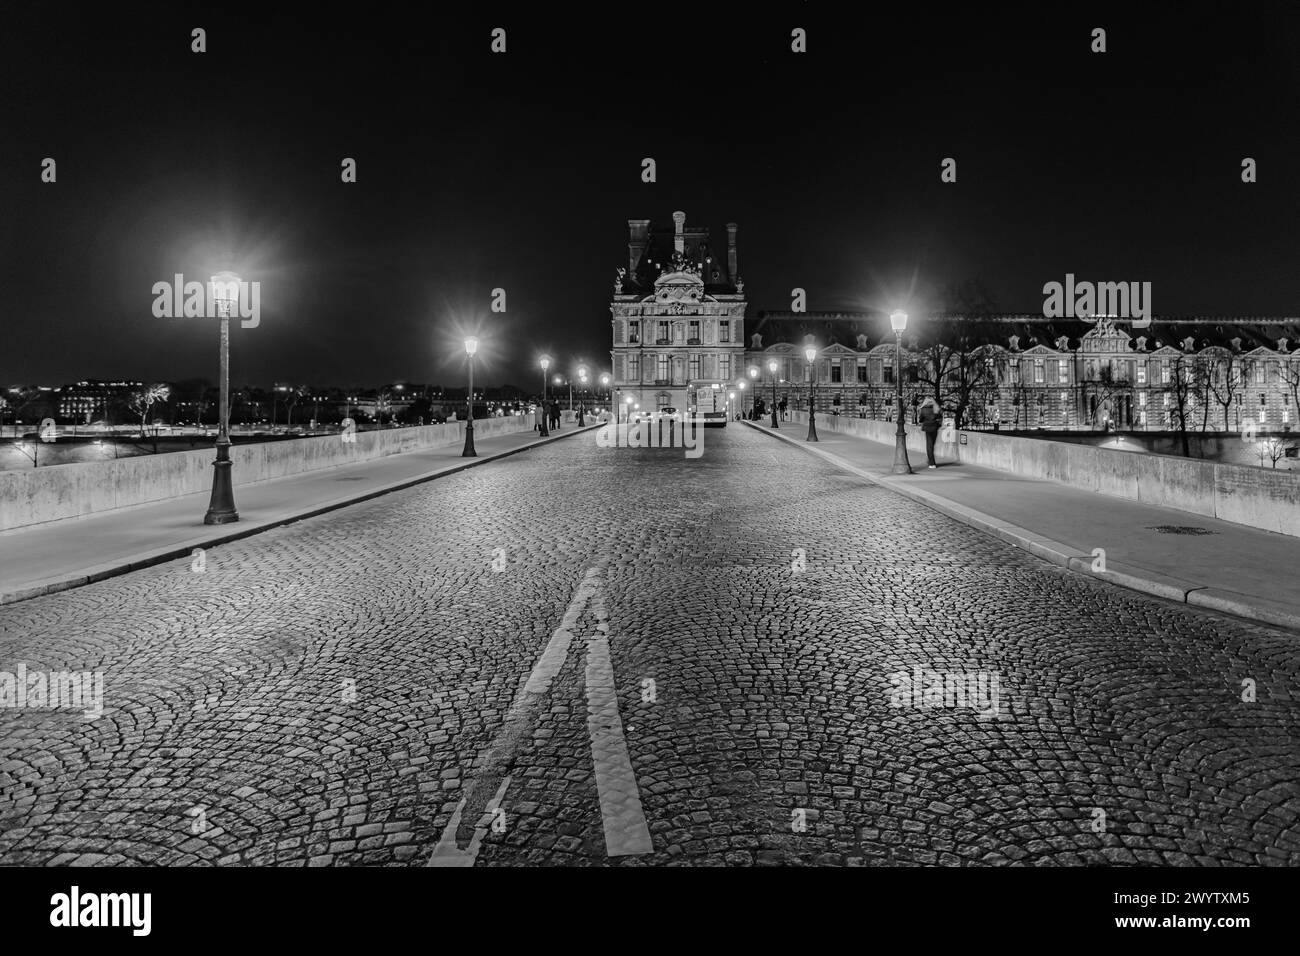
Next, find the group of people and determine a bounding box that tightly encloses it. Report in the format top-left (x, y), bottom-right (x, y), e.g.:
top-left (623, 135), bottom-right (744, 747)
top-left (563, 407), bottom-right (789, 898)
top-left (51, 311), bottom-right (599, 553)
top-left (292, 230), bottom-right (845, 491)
top-left (532, 402), bottom-right (591, 431)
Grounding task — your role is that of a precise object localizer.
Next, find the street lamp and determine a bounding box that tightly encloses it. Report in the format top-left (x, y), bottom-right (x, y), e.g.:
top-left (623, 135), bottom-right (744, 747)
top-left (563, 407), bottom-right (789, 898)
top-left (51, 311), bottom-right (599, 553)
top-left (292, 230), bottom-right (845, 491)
top-left (890, 310), bottom-right (913, 474)
top-left (462, 337), bottom-right (478, 457)
top-left (204, 271), bottom-right (240, 524)
top-left (748, 366), bottom-right (759, 419)
top-left (767, 359), bottom-right (779, 429)
top-left (805, 345), bottom-right (819, 442)
top-left (737, 380), bottom-right (746, 421)
top-left (539, 356), bottom-right (550, 437)
top-left (600, 373), bottom-right (610, 412)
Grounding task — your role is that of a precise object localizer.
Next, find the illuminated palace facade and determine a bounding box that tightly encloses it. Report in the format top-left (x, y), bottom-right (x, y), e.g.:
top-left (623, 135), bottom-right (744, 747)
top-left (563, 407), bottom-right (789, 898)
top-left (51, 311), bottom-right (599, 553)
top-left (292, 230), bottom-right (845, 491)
top-left (609, 212), bottom-right (746, 416)
top-left (610, 216), bottom-right (1300, 432)
top-left (744, 313), bottom-right (1300, 431)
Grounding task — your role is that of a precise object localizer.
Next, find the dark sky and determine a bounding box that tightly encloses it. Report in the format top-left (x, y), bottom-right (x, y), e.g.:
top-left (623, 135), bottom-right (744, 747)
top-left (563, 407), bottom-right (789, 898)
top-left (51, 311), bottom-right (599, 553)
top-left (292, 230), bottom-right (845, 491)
top-left (4, 2), bottom-right (1300, 390)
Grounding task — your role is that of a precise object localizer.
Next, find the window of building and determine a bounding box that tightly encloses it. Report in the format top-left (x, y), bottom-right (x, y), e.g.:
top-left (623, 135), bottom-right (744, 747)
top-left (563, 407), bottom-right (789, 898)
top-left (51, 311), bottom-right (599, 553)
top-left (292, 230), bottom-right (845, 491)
top-left (719, 320), bottom-right (730, 343)
top-left (1058, 359), bottom-right (1069, 383)
top-left (1260, 392), bottom-right (1267, 406)
top-left (1034, 359), bottom-right (1044, 383)
top-left (656, 354), bottom-right (670, 381)
top-left (1259, 409), bottom-right (1267, 424)
top-left (883, 365), bottom-right (895, 384)
top-left (857, 364), bottom-right (869, 383)
top-left (718, 355), bottom-right (730, 380)
top-left (628, 321), bottom-right (640, 344)
top-left (1161, 362), bottom-right (1171, 384)
top-left (1162, 393), bottom-right (1170, 407)
top-left (689, 354), bottom-right (701, 379)
top-left (657, 320), bottom-right (669, 343)
top-left (831, 358), bottom-right (842, 383)
top-left (688, 320), bottom-right (700, 342)
top-left (1139, 410), bottom-right (1147, 425)
top-left (1138, 392), bottom-right (1146, 407)
top-left (1136, 363), bottom-right (1147, 384)
top-left (628, 354), bottom-right (639, 381)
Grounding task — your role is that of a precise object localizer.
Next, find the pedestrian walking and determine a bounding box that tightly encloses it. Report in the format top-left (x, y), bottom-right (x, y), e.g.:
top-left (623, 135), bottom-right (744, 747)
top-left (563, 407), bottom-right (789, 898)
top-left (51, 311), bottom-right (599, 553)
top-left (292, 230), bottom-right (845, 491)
top-left (779, 397), bottom-right (787, 420)
top-left (533, 401), bottom-right (544, 431)
top-left (918, 397), bottom-right (941, 469)
top-left (577, 403), bottom-right (586, 427)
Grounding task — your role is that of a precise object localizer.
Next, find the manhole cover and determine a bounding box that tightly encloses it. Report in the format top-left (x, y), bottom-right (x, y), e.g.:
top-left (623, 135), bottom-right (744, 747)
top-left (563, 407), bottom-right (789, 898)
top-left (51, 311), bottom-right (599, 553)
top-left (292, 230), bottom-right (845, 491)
top-left (1145, 525), bottom-right (1216, 535)
top-left (334, 476), bottom-right (368, 481)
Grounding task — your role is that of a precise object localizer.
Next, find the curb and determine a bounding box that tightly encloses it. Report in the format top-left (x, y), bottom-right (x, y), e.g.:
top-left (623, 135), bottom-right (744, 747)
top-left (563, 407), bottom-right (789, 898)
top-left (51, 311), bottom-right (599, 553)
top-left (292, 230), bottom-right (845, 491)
top-left (743, 420), bottom-right (1300, 633)
top-left (0, 424), bottom-right (602, 607)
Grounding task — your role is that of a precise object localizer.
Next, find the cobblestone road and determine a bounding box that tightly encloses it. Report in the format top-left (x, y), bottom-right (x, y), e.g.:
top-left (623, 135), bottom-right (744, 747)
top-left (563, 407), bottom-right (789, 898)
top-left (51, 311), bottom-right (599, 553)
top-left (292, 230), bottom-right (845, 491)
top-left (1, 425), bottom-right (1297, 866)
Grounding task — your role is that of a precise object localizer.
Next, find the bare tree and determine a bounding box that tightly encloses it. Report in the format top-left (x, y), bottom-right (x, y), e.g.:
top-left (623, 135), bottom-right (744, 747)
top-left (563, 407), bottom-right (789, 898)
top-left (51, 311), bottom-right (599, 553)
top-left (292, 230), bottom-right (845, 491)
top-left (128, 384), bottom-right (171, 437)
top-left (1281, 354), bottom-right (1300, 427)
top-left (1205, 350), bottom-right (1243, 430)
top-left (1164, 353), bottom-right (1201, 457)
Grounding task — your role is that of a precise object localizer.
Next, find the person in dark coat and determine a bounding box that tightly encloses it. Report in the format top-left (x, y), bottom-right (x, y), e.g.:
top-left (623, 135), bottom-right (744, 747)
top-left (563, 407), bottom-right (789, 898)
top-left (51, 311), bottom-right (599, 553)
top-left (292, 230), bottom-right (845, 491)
top-left (779, 397), bottom-right (787, 420)
top-left (577, 403), bottom-right (586, 427)
top-left (549, 401), bottom-right (560, 430)
top-left (918, 397), bottom-right (941, 468)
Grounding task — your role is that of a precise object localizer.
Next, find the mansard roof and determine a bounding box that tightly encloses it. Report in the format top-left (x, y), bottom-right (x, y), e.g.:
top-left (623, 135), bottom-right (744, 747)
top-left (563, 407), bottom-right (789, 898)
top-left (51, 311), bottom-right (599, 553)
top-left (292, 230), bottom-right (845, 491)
top-left (749, 311), bottom-right (1300, 353)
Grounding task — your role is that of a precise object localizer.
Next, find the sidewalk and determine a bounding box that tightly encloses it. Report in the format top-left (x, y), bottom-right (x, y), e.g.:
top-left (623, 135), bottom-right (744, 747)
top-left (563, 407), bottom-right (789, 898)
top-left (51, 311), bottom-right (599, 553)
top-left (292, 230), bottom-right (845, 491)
top-left (0, 424), bottom-right (598, 606)
top-left (746, 420), bottom-right (1300, 632)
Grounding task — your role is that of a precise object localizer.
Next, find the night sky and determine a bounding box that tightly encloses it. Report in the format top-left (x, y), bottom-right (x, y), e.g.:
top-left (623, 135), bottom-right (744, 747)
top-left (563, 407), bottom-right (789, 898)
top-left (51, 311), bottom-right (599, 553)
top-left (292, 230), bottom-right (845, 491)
top-left (3, 3), bottom-right (1299, 390)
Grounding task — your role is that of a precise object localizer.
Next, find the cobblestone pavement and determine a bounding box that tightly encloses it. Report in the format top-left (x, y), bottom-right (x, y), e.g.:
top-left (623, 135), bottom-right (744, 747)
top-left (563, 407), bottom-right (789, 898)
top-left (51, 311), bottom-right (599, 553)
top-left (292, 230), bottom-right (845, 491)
top-left (1, 425), bottom-right (1298, 866)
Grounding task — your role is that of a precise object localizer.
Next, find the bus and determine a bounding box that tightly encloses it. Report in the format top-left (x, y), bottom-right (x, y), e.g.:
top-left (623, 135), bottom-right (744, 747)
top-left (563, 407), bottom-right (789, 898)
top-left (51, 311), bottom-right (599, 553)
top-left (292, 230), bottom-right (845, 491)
top-left (686, 380), bottom-right (728, 427)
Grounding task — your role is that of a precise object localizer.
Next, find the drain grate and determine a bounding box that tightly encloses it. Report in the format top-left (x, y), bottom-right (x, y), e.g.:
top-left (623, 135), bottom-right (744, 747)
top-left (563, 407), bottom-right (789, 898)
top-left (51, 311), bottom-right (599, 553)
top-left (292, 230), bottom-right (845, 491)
top-left (1146, 525), bottom-right (1216, 535)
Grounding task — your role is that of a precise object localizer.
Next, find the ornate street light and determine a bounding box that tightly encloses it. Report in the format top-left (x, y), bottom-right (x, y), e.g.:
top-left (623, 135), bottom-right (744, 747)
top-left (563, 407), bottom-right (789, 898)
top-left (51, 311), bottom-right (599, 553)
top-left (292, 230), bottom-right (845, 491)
top-left (890, 311), bottom-right (913, 474)
top-left (462, 337), bottom-right (478, 457)
top-left (767, 359), bottom-right (779, 429)
top-left (805, 344), bottom-right (819, 442)
top-left (539, 355), bottom-right (550, 437)
top-left (737, 380), bottom-right (746, 421)
top-left (748, 366), bottom-right (759, 419)
top-left (204, 271), bottom-right (240, 524)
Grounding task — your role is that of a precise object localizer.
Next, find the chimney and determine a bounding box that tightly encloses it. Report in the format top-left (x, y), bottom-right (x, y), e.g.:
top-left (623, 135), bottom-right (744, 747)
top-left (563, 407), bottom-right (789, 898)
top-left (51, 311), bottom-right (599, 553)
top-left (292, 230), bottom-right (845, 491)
top-left (672, 210), bottom-right (686, 254)
top-left (627, 219), bottom-right (650, 275)
top-left (726, 222), bottom-right (738, 281)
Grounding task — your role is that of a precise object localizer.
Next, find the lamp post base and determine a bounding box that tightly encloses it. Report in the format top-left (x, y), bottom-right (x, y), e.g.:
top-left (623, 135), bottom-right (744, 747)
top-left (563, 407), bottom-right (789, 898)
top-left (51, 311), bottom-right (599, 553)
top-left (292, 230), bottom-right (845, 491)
top-left (892, 435), bottom-right (913, 475)
top-left (462, 422), bottom-right (477, 457)
top-left (203, 447), bottom-right (239, 524)
top-left (807, 412), bottom-right (819, 442)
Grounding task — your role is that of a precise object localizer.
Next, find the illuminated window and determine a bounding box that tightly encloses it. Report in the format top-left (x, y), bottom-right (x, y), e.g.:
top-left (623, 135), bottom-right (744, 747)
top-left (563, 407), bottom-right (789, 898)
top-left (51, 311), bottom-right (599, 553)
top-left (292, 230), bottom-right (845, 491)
top-left (628, 321), bottom-right (640, 344)
top-left (1138, 392), bottom-right (1146, 407)
top-left (1136, 363), bottom-right (1147, 384)
top-left (1058, 359), bottom-right (1069, 382)
top-left (1034, 359), bottom-right (1044, 383)
top-left (719, 320), bottom-right (730, 343)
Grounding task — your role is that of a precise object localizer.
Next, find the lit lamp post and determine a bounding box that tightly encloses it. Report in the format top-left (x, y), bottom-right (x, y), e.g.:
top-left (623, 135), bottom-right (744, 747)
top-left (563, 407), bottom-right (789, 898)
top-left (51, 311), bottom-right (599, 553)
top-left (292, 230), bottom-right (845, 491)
top-left (805, 345), bottom-right (819, 442)
top-left (539, 356), bottom-right (550, 437)
top-left (737, 380), bottom-right (745, 421)
top-left (748, 366), bottom-right (758, 419)
top-left (890, 310), bottom-right (913, 474)
top-left (578, 365), bottom-right (588, 420)
top-left (768, 359), bottom-right (779, 429)
top-left (462, 336), bottom-right (478, 457)
top-left (204, 271), bottom-right (240, 524)
top-left (600, 373), bottom-right (610, 412)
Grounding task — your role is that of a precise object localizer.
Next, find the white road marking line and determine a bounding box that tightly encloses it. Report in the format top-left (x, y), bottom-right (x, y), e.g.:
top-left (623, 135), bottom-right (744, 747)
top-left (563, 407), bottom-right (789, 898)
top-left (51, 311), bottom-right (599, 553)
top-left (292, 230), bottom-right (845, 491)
top-left (426, 563), bottom-right (605, 867)
top-left (427, 775), bottom-right (511, 867)
top-left (585, 582), bottom-right (653, 857)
